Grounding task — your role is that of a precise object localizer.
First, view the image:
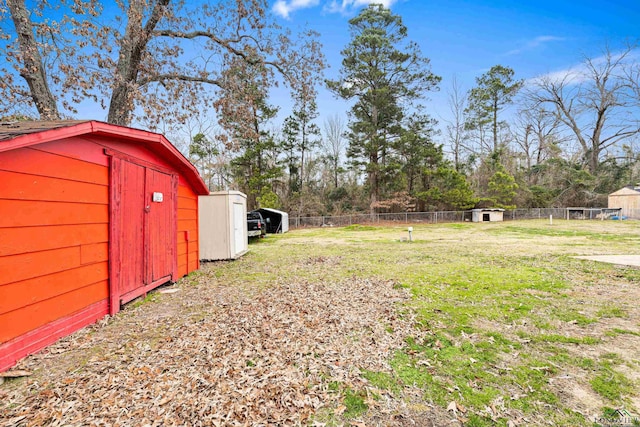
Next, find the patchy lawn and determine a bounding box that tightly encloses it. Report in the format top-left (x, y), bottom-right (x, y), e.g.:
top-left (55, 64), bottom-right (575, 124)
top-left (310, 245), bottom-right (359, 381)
top-left (2, 219), bottom-right (640, 426)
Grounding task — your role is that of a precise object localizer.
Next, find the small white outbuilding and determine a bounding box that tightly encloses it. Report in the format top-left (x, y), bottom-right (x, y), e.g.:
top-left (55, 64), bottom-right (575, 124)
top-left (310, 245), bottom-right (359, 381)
top-left (199, 191), bottom-right (248, 261)
top-left (471, 208), bottom-right (505, 222)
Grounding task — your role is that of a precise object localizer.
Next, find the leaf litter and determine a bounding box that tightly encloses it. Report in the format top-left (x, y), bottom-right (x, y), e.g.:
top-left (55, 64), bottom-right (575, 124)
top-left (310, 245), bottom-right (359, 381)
top-left (0, 271), bottom-right (450, 426)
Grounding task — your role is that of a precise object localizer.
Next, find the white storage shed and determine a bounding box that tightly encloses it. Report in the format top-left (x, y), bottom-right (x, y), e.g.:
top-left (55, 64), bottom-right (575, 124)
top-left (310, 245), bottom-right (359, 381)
top-left (199, 191), bottom-right (248, 261)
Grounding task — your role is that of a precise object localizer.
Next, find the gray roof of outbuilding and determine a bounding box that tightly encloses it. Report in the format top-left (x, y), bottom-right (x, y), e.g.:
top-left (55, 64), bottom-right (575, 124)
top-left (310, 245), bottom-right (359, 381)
top-left (0, 120), bottom-right (90, 141)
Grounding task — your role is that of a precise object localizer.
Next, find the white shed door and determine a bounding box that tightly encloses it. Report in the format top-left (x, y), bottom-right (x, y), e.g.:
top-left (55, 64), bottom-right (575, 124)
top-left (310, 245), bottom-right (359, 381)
top-left (233, 202), bottom-right (245, 254)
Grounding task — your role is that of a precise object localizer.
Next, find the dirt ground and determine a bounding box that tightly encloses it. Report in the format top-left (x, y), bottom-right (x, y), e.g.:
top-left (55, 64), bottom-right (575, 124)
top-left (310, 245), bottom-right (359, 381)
top-left (561, 263), bottom-right (640, 413)
top-left (0, 266), bottom-right (456, 426)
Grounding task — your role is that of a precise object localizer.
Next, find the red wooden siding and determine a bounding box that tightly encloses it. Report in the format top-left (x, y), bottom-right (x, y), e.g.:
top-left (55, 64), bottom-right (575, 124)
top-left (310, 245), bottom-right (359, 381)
top-left (0, 146), bottom-right (110, 366)
top-left (0, 300), bottom-right (108, 372)
top-left (0, 280), bottom-right (108, 343)
top-left (0, 200), bottom-right (108, 228)
top-left (177, 184), bottom-right (200, 276)
top-left (0, 122), bottom-right (207, 372)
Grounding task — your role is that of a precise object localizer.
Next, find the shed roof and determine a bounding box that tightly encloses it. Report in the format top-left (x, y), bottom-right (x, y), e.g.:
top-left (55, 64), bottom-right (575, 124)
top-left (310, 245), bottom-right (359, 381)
top-left (609, 187), bottom-right (640, 196)
top-left (0, 120), bottom-right (208, 195)
top-left (208, 190), bottom-right (247, 198)
top-left (0, 120), bottom-right (90, 141)
top-left (258, 207), bottom-right (289, 216)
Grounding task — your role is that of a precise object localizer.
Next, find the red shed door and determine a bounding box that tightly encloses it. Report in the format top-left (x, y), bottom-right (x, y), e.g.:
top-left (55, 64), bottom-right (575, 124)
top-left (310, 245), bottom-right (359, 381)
top-left (110, 154), bottom-right (177, 312)
top-left (146, 168), bottom-right (175, 283)
top-left (118, 160), bottom-right (146, 299)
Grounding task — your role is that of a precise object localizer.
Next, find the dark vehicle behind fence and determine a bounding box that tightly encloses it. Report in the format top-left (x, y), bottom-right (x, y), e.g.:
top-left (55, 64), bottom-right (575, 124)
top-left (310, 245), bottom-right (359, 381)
top-left (247, 211), bottom-right (266, 238)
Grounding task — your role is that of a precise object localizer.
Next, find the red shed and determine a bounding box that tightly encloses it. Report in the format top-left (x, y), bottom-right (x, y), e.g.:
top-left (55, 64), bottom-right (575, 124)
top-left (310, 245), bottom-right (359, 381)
top-left (0, 120), bottom-right (208, 371)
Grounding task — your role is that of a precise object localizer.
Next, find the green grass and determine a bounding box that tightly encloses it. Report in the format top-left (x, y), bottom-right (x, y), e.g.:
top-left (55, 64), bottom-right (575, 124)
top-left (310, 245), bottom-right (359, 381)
top-left (342, 224), bottom-right (380, 231)
top-left (597, 306), bottom-right (628, 319)
top-left (525, 333), bottom-right (601, 345)
top-left (203, 219), bottom-right (640, 424)
top-left (591, 366), bottom-right (633, 401)
top-left (128, 291), bottom-right (160, 309)
top-left (607, 328), bottom-right (640, 337)
top-left (343, 388), bottom-right (368, 418)
top-left (491, 225), bottom-right (640, 242)
top-left (554, 308), bottom-right (598, 325)
top-left (361, 370), bottom-right (401, 393)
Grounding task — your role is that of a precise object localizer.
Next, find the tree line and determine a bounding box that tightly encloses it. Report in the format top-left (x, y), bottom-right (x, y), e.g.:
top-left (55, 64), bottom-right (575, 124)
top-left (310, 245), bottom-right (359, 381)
top-left (2, 2), bottom-right (640, 215)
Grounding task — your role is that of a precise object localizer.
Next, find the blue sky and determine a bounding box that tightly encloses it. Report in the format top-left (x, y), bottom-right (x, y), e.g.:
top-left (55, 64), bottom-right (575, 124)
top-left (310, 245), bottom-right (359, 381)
top-left (269, 0), bottom-right (640, 134)
top-left (7, 0), bottom-right (635, 145)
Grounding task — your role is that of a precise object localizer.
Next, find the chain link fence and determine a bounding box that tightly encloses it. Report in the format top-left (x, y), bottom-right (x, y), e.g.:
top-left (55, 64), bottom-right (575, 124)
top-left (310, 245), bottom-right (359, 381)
top-left (289, 207), bottom-right (628, 229)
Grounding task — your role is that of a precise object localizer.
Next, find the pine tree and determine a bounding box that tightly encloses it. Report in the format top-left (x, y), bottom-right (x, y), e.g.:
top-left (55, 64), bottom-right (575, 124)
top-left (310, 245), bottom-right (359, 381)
top-left (327, 4), bottom-right (440, 214)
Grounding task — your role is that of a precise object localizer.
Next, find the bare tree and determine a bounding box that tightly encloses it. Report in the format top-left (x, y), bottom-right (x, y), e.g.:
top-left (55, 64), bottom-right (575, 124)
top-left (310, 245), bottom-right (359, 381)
top-left (442, 75), bottom-right (468, 171)
top-left (322, 114), bottom-right (347, 188)
top-left (512, 101), bottom-right (565, 182)
top-left (173, 113), bottom-right (232, 191)
top-left (4, 0), bottom-right (60, 119)
top-left (529, 44), bottom-right (640, 174)
top-left (1, 0), bottom-right (325, 128)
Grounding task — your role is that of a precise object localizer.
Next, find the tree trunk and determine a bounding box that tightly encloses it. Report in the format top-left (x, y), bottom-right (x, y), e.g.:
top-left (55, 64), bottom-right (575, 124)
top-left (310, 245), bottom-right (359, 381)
top-left (107, 0), bottom-right (169, 126)
top-left (300, 127), bottom-right (306, 191)
top-left (454, 138), bottom-right (460, 171)
top-left (589, 147), bottom-right (599, 175)
top-left (492, 97), bottom-right (498, 152)
top-left (7, 0), bottom-right (60, 120)
top-left (369, 174), bottom-right (378, 216)
top-left (369, 151), bottom-right (379, 216)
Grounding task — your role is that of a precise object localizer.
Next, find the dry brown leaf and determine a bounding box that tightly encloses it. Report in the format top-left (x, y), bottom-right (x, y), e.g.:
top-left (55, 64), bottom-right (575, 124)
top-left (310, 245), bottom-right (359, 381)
top-left (0, 274), bottom-right (434, 426)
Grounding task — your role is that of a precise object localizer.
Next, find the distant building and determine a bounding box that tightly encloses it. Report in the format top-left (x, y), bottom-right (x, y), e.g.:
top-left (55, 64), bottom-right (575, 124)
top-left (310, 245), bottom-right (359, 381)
top-left (608, 185), bottom-right (640, 219)
top-left (471, 208), bottom-right (505, 222)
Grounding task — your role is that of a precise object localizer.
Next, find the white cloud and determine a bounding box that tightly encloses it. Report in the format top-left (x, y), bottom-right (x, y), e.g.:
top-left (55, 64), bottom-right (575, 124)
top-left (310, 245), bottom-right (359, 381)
top-left (325, 0), bottom-right (399, 15)
top-left (506, 35), bottom-right (566, 56)
top-left (525, 64), bottom-right (588, 87)
top-left (273, 0), bottom-right (321, 19)
top-left (273, 0), bottom-right (399, 18)
top-left (526, 49), bottom-right (638, 87)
